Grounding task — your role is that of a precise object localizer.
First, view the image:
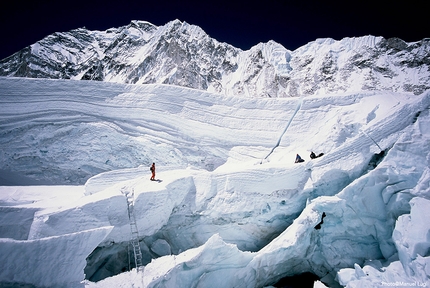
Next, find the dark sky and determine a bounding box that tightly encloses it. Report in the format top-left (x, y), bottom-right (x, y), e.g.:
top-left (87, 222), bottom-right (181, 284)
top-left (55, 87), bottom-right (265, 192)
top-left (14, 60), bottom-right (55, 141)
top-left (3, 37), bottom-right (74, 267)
top-left (0, 0), bottom-right (428, 60)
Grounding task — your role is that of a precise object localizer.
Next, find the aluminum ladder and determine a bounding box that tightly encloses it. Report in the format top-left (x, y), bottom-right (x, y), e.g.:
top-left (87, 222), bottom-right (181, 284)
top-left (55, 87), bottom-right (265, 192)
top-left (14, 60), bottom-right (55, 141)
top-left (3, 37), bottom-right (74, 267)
top-left (122, 188), bottom-right (143, 270)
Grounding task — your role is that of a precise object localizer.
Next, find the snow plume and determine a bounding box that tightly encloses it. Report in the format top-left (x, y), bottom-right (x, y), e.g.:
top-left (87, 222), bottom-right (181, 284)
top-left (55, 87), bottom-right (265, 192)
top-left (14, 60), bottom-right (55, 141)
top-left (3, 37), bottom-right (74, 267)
top-left (1, 76), bottom-right (430, 287)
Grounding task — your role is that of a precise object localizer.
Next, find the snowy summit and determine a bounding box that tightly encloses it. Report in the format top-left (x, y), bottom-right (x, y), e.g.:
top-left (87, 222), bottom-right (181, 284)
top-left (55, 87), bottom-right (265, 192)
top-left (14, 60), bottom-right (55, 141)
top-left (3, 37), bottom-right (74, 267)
top-left (0, 20), bottom-right (429, 288)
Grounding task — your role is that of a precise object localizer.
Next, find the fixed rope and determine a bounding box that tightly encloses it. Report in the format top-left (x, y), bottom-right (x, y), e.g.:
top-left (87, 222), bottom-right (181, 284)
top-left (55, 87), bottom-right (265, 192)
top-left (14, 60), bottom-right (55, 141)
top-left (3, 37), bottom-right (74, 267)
top-left (261, 96), bottom-right (303, 163)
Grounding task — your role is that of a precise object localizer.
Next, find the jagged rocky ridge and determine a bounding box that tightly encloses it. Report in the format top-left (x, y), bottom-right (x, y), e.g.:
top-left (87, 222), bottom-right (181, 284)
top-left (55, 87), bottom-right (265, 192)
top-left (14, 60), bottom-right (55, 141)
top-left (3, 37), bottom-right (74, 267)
top-left (0, 19), bottom-right (429, 97)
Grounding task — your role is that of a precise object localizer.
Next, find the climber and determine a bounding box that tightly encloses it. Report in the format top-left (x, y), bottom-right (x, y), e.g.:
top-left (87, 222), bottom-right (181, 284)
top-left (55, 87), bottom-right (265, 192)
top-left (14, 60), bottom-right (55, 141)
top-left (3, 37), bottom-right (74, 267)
top-left (295, 154), bottom-right (304, 163)
top-left (310, 151), bottom-right (324, 159)
top-left (150, 162), bottom-right (156, 181)
top-left (314, 212), bottom-right (326, 230)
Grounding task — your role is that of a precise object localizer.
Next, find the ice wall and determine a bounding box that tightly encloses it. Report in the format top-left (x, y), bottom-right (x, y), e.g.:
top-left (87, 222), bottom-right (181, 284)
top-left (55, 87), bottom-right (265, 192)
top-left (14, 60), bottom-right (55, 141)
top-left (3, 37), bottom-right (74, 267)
top-left (0, 226), bottom-right (112, 287)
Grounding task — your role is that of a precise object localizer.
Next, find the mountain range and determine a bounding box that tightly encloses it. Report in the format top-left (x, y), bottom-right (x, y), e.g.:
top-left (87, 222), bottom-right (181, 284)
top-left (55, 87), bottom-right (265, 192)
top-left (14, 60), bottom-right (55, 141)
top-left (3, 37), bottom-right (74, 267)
top-left (1, 19), bottom-right (429, 98)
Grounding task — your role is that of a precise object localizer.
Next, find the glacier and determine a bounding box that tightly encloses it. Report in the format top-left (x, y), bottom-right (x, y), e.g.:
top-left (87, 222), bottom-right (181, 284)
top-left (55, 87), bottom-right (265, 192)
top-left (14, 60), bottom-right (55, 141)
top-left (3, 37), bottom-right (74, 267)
top-left (1, 18), bottom-right (430, 288)
top-left (1, 76), bottom-right (429, 287)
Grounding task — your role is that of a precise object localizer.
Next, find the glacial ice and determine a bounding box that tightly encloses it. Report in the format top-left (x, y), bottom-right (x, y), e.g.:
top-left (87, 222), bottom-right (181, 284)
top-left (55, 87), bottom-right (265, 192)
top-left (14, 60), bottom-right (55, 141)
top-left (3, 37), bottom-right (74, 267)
top-left (0, 77), bottom-right (429, 287)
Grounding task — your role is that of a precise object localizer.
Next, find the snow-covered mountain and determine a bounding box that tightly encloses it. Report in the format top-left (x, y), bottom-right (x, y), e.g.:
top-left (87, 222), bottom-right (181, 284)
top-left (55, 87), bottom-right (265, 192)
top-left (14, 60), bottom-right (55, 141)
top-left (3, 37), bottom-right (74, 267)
top-left (0, 19), bottom-right (429, 97)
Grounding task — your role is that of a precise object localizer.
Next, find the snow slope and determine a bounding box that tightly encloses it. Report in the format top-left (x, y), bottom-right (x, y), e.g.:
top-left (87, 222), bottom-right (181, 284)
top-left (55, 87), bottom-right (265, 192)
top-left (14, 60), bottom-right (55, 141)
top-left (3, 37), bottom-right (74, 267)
top-left (0, 77), bottom-right (429, 287)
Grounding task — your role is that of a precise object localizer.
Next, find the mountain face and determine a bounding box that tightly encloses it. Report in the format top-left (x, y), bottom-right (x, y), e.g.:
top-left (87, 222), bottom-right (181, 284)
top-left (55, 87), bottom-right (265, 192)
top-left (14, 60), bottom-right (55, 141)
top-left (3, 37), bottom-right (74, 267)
top-left (0, 20), bottom-right (429, 97)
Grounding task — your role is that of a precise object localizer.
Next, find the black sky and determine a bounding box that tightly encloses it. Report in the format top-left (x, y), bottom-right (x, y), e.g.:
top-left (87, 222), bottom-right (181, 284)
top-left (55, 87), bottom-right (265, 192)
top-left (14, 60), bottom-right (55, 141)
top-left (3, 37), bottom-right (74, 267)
top-left (0, 0), bottom-right (428, 60)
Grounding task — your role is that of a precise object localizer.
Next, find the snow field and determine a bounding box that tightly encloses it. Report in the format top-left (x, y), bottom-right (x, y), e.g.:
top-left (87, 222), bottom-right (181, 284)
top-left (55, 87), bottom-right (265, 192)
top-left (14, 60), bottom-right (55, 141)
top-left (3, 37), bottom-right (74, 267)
top-left (1, 77), bottom-right (430, 287)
